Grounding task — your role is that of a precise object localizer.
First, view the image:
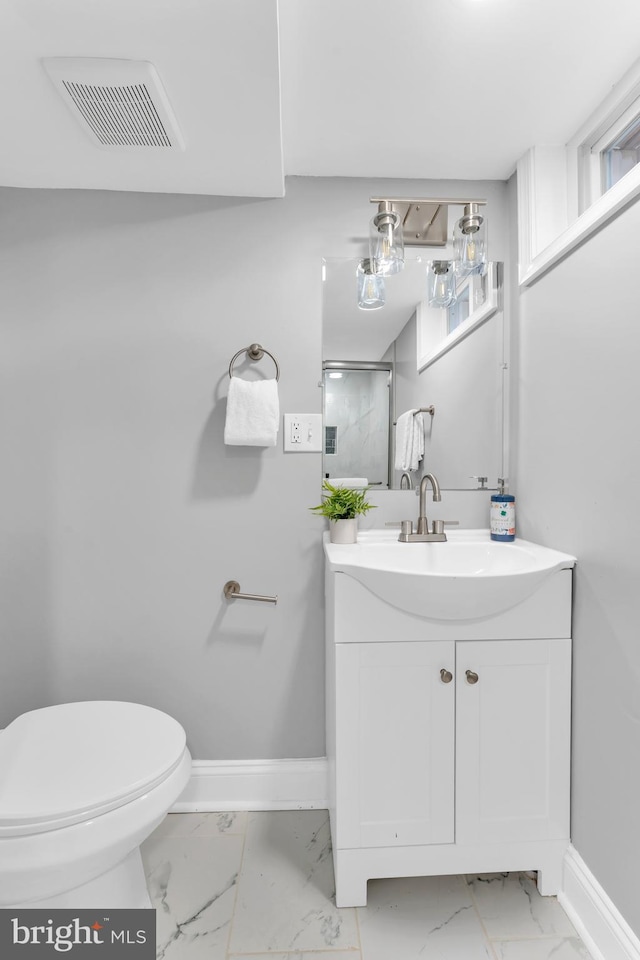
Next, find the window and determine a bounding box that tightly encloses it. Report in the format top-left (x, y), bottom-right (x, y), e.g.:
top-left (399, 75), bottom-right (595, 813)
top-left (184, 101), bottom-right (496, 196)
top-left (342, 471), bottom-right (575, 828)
top-left (582, 92), bottom-right (640, 208)
top-left (518, 60), bottom-right (640, 286)
top-left (601, 114), bottom-right (640, 192)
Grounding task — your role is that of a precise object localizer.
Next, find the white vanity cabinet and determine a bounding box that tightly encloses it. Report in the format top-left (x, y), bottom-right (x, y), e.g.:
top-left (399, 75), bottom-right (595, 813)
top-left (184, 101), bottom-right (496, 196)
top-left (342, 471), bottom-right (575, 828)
top-left (325, 558), bottom-right (574, 908)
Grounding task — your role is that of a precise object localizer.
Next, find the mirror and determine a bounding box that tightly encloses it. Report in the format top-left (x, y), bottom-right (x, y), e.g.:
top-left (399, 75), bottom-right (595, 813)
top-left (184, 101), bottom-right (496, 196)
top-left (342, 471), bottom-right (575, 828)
top-left (322, 258), bottom-right (505, 491)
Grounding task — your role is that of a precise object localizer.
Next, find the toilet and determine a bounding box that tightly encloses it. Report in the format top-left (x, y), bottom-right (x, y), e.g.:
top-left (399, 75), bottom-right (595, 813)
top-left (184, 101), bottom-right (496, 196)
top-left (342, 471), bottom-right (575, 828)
top-left (0, 700), bottom-right (191, 909)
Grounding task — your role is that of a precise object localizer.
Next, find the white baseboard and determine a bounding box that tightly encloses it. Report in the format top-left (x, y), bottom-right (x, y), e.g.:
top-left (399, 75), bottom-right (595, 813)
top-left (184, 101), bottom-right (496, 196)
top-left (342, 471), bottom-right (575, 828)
top-left (560, 845), bottom-right (640, 960)
top-left (172, 757), bottom-right (328, 812)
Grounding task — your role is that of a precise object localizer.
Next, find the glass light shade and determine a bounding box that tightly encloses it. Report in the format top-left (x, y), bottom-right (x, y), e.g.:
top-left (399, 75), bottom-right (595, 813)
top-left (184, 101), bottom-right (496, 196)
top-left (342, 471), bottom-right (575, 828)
top-left (356, 259), bottom-right (385, 310)
top-left (427, 261), bottom-right (457, 308)
top-left (453, 206), bottom-right (487, 277)
top-left (369, 202), bottom-right (405, 276)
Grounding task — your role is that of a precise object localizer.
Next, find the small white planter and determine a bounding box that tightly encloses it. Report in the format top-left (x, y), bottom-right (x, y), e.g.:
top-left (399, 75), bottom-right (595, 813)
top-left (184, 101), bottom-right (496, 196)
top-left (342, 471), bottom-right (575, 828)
top-left (330, 519), bottom-right (358, 544)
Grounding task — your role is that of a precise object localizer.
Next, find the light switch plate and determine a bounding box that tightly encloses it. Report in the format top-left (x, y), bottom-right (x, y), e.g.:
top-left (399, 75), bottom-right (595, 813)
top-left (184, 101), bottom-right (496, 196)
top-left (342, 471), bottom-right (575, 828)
top-left (283, 413), bottom-right (323, 452)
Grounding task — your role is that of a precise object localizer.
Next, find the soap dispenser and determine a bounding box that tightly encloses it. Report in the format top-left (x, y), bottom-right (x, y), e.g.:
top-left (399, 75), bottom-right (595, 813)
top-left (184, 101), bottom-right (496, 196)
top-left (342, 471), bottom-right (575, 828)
top-left (490, 478), bottom-right (515, 542)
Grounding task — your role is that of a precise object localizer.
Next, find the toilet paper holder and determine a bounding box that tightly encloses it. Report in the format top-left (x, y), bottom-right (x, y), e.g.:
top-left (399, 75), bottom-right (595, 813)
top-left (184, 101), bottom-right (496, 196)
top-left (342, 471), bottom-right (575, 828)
top-left (223, 580), bottom-right (278, 604)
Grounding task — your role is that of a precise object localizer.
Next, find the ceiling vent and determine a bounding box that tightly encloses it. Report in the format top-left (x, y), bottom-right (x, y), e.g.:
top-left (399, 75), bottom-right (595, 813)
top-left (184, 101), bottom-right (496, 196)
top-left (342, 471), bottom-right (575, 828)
top-left (41, 58), bottom-right (185, 150)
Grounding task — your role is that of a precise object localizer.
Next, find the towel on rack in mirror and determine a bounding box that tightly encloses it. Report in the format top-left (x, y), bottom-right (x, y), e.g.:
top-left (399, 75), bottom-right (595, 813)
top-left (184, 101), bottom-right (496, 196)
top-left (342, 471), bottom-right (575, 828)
top-left (224, 377), bottom-right (280, 446)
top-left (394, 409), bottom-right (424, 472)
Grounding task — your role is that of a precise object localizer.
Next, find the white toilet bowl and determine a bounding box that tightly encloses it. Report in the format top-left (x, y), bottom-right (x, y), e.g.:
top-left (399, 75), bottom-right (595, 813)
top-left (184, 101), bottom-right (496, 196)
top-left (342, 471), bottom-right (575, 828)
top-left (0, 700), bottom-right (192, 908)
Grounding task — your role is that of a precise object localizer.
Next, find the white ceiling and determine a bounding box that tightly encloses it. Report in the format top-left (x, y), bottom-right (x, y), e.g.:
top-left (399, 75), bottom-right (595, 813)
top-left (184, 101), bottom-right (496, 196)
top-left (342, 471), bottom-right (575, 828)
top-left (1, 0), bottom-right (640, 195)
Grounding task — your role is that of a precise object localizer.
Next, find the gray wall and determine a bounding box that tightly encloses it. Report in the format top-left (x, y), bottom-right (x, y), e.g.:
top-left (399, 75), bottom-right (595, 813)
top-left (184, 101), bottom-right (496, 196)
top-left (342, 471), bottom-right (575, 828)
top-left (515, 203), bottom-right (640, 934)
top-left (0, 176), bottom-right (508, 760)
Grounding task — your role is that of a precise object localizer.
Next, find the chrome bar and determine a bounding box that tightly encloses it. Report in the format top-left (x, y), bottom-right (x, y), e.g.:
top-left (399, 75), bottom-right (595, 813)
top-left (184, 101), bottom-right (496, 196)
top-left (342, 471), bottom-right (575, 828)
top-left (223, 580), bottom-right (278, 604)
top-left (393, 406), bottom-right (434, 425)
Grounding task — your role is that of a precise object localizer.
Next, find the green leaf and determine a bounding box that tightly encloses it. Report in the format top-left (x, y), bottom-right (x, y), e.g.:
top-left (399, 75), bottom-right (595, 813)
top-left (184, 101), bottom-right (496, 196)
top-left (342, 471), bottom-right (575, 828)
top-left (309, 480), bottom-right (377, 521)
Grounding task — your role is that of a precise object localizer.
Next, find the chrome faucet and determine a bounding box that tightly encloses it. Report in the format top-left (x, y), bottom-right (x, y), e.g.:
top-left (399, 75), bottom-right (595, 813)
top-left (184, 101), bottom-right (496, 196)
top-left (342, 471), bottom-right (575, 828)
top-left (417, 473), bottom-right (441, 533)
top-left (398, 472), bottom-right (447, 542)
top-left (399, 471), bottom-right (413, 490)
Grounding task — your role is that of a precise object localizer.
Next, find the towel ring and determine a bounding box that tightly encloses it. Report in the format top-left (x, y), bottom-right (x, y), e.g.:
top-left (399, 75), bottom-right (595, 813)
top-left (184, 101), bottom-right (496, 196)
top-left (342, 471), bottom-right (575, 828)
top-left (228, 343), bottom-right (280, 381)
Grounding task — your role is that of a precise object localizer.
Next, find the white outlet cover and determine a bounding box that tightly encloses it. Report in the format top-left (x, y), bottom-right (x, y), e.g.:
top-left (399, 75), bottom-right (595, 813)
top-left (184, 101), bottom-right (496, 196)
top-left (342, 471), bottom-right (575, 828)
top-left (283, 413), bottom-right (323, 452)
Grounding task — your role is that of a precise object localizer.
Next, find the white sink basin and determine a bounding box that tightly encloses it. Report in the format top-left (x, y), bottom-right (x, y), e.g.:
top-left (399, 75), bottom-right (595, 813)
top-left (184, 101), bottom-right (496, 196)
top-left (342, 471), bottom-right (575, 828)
top-left (324, 529), bottom-right (575, 620)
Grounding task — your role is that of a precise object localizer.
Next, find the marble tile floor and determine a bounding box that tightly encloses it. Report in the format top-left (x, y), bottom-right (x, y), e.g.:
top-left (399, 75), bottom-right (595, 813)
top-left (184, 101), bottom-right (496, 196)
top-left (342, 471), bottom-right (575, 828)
top-left (141, 810), bottom-right (594, 960)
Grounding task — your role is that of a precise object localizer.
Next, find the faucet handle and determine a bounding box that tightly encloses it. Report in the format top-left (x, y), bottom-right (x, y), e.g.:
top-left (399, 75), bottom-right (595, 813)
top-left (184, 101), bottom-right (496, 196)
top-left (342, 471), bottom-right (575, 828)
top-left (397, 520), bottom-right (415, 542)
top-left (430, 520), bottom-right (459, 534)
top-left (385, 521), bottom-right (415, 535)
top-left (470, 476), bottom-right (488, 489)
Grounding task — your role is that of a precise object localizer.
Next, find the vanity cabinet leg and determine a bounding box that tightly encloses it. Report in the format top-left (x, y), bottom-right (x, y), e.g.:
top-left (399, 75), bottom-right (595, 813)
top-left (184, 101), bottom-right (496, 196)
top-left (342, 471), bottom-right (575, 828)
top-left (536, 852), bottom-right (565, 896)
top-left (334, 858), bottom-right (368, 908)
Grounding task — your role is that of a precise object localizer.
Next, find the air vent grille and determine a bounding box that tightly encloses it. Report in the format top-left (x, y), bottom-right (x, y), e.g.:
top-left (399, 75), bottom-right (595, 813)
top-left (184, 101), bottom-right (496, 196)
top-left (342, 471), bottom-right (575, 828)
top-left (62, 81), bottom-right (172, 147)
top-left (42, 58), bottom-right (185, 151)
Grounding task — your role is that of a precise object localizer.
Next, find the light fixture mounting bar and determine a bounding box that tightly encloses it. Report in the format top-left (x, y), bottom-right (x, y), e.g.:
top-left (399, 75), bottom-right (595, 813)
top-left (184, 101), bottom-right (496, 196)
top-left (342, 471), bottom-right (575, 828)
top-left (369, 197), bottom-right (487, 247)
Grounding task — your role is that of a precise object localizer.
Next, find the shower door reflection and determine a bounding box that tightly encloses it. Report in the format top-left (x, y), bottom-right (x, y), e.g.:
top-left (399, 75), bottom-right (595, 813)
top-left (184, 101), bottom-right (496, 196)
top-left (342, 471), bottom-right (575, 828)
top-left (322, 362), bottom-right (392, 488)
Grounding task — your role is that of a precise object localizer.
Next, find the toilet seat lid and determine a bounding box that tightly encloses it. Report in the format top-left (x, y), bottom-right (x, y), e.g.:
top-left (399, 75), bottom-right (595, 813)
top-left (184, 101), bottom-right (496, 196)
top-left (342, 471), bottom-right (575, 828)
top-left (0, 701), bottom-right (187, 831)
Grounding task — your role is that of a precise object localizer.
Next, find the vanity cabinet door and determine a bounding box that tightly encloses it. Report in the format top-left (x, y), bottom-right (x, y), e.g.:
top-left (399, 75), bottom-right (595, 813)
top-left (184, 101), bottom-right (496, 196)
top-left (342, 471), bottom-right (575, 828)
top-left (455, 638), bottom-right (571, 845)
top-left (334, 640), bottom-right (455, 850)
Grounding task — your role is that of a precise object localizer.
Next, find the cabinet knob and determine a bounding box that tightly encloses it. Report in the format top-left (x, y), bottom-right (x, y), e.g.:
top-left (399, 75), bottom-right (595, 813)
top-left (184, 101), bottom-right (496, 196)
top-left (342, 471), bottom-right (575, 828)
top-left (440, 668), bottom-right (453, 683)
top-left (465, 670), bottom-right (479, 684)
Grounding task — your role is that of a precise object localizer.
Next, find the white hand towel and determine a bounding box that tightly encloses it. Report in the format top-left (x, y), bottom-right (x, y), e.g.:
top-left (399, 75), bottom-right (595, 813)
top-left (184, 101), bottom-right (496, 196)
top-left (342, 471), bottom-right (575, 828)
top-left (328, 478), bottom-right (368, 488)
top-left (413, 411), bottom-right (425, 467)
top-left (394, 410), bottom-right (425, 472)
top-left (224, 378), bottom-right (280, 446)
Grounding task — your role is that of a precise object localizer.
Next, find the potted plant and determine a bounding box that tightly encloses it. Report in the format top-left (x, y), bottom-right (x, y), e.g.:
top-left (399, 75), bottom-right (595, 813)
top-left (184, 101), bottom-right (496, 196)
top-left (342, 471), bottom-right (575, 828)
top-left (310, 480), bottom-right (376, 543)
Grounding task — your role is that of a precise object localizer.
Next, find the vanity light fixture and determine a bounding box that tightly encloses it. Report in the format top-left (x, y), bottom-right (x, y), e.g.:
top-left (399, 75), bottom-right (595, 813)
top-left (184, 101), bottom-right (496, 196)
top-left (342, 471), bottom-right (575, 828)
top-left (369, 202), bottom-right (405, 276)
top-left (453, 202), bottom-right (487, 277)
top-left (427, 261), bottom-right (457, 307)
top-left (358, 197), bottom-right (488, 311)
top-left (356, 258), bottom-right (386, 310)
